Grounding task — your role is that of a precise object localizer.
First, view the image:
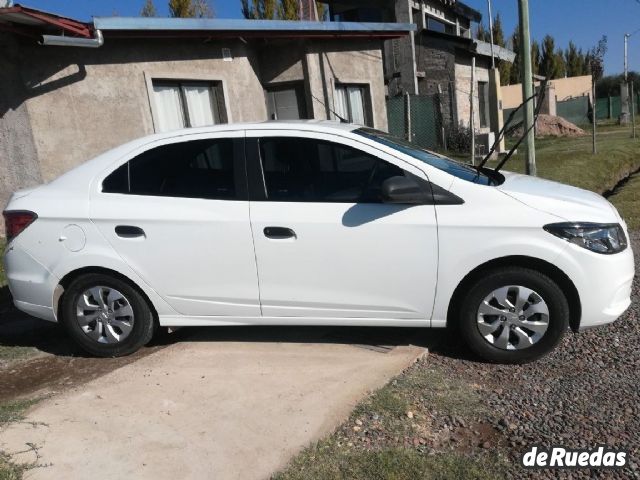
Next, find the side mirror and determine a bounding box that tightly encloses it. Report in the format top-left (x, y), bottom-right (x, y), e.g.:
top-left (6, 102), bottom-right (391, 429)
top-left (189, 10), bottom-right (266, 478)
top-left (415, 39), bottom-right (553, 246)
top-left (381, 175), bottom-right (431, 204)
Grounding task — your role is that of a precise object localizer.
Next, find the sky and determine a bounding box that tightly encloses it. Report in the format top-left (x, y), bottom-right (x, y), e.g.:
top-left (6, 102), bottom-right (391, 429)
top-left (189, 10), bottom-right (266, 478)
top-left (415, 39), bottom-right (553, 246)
top-left (13, 0), bottom-right (640, 75)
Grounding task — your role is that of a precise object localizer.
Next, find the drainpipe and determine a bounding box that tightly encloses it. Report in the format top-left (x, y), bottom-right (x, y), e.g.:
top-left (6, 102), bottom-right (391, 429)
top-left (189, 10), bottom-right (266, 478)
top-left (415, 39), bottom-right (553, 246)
top-left (40, 29), bottom-right (104, 48)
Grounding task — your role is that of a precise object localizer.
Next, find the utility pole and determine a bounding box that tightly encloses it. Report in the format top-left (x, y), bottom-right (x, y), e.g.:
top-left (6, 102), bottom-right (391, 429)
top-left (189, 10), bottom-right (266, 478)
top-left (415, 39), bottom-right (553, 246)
top-left (625, 33), bottom-right (630, 81)
top-left (487, 0), bottom-right (495, 69)
top-left (470, 56), bottom-right (476, 165)
top-left (518, 0), bottom-right (536, 176)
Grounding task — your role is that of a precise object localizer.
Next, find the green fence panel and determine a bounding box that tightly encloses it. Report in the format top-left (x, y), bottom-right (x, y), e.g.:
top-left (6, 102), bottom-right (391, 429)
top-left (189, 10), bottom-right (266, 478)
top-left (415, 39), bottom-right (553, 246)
top-left (503, 107), bottom-right (523, 131)
top-left (596, 97), bottom-right (610, 120)
top-left (610, 95), bottom-right (621, 119)
top-left (556, 96), bottom-right (590, 125)
top-left (386, 96), bottom-right (406, 139)
top-left (409, 94), bottom-right (439, 149)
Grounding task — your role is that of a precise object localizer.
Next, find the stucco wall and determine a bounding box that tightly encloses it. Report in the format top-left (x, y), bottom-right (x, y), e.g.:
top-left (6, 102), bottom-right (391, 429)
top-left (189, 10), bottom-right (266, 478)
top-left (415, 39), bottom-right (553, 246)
top-left (14, 37), bottom-right (266, 183)
top-left (501, 74), bottom-right (593, 109)
top-left (0, 34), bottom-right (387, 206)
top-left (0, 34), bottom-right (42, 214)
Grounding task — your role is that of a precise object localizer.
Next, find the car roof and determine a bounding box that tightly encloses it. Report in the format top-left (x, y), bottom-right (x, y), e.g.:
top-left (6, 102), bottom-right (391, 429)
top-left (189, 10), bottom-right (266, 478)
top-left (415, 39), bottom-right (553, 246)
top-left (43, 121), bottom-right (364, 194)
top-left (155, 120), bottom-right (359, 137)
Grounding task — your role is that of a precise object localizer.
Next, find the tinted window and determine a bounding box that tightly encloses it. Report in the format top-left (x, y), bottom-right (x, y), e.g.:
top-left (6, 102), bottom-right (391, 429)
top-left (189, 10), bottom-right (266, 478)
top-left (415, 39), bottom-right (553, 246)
top-left (355, 128), bottom-right (501, 186)
top-left (103, 139), bottom-right (238, 200)
top-left (258, 137), bottom-right (405, 203)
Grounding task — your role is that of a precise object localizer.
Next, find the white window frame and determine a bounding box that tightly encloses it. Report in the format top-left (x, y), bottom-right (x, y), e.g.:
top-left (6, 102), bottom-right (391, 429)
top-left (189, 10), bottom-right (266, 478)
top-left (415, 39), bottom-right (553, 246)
top-left (332, 81), bottom-right (374, 127)
top-left (144, 72), bottom-right (232, 133)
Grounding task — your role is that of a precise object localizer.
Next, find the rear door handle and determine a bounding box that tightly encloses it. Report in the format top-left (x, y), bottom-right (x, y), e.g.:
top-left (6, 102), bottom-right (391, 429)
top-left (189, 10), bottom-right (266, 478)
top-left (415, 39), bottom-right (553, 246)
top-left (263, 227), bottom-right (297, 240)
top-left (115, 225), bottom-right (145, 238)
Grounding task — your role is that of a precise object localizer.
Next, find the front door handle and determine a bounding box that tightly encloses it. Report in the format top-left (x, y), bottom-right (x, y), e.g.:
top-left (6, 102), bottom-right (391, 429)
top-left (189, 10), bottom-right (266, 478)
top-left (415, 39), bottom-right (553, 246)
top-left (115, 225), bottom-right (146, 238)
top-left (264, 226), bottom-right (297, 240)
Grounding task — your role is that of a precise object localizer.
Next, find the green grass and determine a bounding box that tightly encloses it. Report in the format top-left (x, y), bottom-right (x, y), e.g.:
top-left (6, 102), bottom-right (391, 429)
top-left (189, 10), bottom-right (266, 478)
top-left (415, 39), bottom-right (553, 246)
top-left (0, 399), bottom-right (42, 480)
top-left (273, 360), bottom-right (502, 479)
top-left (497, 128), bottom-right (640, 194)
top-left (273, 444), bottom-right (504, 480)
top-left (0, 454), bottom-right (24, 480)
top-left (609, 173), bottom-right (640, 230)
top-left (0, 399), bottom-right (40, 426)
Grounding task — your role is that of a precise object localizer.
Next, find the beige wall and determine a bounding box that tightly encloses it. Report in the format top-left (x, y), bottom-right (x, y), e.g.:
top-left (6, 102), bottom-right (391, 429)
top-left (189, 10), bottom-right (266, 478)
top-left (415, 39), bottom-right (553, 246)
top-left (454, 59), bottom-right (491, 134)
top-left (501, 74), bottom-right (593, 110)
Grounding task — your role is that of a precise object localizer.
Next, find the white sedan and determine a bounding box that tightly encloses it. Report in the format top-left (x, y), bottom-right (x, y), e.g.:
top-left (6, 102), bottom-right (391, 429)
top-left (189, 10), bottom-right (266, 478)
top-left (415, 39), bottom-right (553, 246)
top-left (2, 122), bottom-right (634, 363)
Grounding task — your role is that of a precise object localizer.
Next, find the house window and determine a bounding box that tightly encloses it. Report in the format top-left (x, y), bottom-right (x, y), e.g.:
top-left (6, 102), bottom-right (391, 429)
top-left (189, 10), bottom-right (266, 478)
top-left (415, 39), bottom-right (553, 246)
top-left (265, 83), bottom-right (308, 120)
top-left (478, 81), bottom-right (490, 128)
top-left (334, 84), bottom-right (372, 127)
top-left (152, 80), bottom-right (227, 133)
top-left (426, 16), bottom-right (455, 35)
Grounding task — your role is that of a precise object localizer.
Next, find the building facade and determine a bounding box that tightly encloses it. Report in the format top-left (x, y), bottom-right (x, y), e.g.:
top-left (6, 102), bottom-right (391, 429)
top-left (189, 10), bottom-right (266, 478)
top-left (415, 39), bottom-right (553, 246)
top-left (328, 0), bottom-right (514, 145)
top-left (0, 6), bottom-right (413, 221)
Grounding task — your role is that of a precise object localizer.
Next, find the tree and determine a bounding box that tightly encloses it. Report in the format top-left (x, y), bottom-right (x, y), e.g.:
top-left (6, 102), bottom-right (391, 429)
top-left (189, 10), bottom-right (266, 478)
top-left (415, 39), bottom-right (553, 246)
top-left (491, 14), bottom-right (511, 86)
top-left (242, 0), bottom-right (277, 19)
top-left (141, 0), bottom-right (157, 17)
top-left (476, 22), bottom-right (490, 42)
top-left (531, 40), bottom-right (541, 76)
top-left (509, 25), bottom-right (521, 85)
top-left (279, 0), bottom-right (299, 20)
top-left (555, 48), bottom-right (567, 78)
top-left (565, 41), bottom-right (582, 77)
top-left (540, 34), bottom-right (562, 79)
top-left (169, 0), bottom-right (214, 18)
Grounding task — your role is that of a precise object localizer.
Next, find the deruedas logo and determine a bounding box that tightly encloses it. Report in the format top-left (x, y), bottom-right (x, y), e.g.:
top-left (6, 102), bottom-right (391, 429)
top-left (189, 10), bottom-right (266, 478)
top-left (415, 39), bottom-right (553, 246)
top-left (521, 446), bottom-right (628, 469)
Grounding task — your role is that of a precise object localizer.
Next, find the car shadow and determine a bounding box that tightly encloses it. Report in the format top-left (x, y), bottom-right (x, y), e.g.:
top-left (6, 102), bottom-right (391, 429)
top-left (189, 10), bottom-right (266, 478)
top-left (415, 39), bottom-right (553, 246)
top-left (0, 285), bottom-right (478, 362)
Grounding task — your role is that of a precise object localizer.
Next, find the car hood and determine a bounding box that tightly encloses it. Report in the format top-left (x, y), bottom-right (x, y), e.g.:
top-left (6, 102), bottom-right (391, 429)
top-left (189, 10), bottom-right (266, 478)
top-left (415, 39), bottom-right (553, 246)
top-left (496, 171), bottom-right (620, 224)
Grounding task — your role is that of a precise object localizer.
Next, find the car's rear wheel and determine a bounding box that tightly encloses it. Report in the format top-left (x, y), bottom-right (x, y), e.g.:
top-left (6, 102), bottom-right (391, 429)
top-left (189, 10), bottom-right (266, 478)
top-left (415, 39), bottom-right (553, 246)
top-left (60, 273), bottom-right (155, 357)
top-left (457, 267), bottom-right (569, 364)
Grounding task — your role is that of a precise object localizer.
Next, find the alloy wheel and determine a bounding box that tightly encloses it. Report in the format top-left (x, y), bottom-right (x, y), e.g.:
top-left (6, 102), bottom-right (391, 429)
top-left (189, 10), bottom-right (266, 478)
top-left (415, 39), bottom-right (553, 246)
top-left (476, 285), bottom-right (550, 350)
top-left (75, 286), bottom-right (135, 344)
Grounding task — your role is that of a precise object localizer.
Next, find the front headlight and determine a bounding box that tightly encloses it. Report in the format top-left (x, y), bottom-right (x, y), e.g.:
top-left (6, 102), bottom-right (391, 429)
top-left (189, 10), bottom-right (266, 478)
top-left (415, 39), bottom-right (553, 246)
top-left (544, 222), bottom-right (628, 254)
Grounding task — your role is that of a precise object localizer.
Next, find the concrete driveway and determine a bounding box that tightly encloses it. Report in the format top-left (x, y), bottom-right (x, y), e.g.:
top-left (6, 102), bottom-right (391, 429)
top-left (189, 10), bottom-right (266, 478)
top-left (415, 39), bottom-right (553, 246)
top-left (0, 327), bottom-right (426, 480)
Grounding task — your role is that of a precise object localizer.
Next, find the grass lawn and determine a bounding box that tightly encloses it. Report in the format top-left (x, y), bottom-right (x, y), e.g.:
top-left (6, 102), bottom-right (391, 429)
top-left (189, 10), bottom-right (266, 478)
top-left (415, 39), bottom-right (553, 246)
top-left (495, 127), bottom-right (640, 195)
top-left (609, 173), bottom-right (640, 230)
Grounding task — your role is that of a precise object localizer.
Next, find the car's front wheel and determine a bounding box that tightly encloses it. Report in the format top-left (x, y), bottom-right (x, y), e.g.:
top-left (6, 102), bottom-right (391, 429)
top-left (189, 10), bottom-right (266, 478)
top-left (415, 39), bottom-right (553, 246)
top-left (457, 267), bottom-right (570, 364)
top-left (60, 273), bottom-right (155, 357)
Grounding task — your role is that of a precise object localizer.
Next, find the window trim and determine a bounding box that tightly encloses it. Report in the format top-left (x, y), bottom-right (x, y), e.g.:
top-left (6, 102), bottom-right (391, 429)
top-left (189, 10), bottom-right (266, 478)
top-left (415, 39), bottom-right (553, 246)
top-left (333, 82), bottom-right (374, 128)
top-left (144, 72), bottom-right (232, 133)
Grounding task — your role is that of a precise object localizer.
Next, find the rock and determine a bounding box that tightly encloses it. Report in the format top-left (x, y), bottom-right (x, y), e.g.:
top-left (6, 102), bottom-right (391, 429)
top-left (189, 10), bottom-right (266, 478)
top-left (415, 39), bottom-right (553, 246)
top-left (355, 419), bottom-right (363, 426)
top-left (406, 411), bottom-right (414, 419)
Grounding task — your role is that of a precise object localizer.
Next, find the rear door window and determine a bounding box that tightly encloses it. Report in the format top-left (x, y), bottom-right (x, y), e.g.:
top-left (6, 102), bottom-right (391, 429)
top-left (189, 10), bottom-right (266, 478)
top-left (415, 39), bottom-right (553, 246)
top-left (103, 138), bottom-right (243, 200)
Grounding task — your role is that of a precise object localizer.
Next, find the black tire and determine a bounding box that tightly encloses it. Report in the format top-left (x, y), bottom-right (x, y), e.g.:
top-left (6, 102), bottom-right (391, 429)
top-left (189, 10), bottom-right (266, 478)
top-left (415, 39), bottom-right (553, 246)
top-left (456, 267), bottom-right (569, 364)
top-left (60, 273), bottom-right (155, 357)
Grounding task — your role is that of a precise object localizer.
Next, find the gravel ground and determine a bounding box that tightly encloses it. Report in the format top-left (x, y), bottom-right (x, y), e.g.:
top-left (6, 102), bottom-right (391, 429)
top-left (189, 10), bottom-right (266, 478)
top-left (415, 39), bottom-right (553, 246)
top-left (427, 231), bottom-right (640, 479)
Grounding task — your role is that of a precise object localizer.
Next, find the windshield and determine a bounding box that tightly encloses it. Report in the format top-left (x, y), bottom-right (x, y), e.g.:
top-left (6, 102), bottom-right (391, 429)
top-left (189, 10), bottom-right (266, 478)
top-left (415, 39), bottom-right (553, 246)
top-left (355, 128), bottom-right (499, 186)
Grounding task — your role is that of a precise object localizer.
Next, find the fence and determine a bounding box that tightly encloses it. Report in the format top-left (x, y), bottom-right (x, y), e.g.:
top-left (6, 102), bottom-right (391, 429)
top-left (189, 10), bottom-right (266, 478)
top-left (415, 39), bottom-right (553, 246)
top-left (386, 94), bottom-right (442, 150)
top-left (556, 96), bottom-right (590, 126)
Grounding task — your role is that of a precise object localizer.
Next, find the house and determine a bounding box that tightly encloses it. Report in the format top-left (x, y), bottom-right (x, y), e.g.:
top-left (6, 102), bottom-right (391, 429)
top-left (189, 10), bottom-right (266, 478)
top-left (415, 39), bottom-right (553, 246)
top-left (0, 5), bottom-right (414, 217)
top-left (326, 0), bottom-right (515, 149)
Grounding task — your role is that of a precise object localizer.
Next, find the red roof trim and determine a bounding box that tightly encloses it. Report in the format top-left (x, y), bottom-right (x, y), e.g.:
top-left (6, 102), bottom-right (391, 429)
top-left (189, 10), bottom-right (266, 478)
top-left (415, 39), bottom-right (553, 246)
top-left (0, 4), bottom-right (92, 38)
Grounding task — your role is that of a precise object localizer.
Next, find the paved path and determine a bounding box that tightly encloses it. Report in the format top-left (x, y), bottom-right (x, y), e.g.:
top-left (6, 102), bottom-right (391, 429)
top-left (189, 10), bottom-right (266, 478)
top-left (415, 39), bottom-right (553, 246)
top-left (1, 328), bottom-right (426, 480)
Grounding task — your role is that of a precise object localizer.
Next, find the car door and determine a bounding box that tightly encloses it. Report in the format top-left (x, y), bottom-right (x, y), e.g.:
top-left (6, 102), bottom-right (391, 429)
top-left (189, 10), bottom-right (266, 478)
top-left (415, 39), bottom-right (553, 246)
top-left (246, 129), bottom-right (439, 321)
top-left (90, 131), bottom-right (261, 318)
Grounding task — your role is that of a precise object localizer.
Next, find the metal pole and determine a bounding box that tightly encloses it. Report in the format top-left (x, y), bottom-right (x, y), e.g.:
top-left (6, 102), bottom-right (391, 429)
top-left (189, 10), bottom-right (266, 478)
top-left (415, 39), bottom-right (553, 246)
top-left (518, 0), bottom-right (536, 175)
top-left (632, 82), bottom-right (637, 139)
top-left (470, 56), bottom-right (476, 165)
top-left (487, 0), bottom-right (495, 69)
top-left (405, 92), bottom-right (412, 142)
top-left (625, 34), bottom-right (629, 82)
top-left (592, 80), bottom-right (597, 154)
